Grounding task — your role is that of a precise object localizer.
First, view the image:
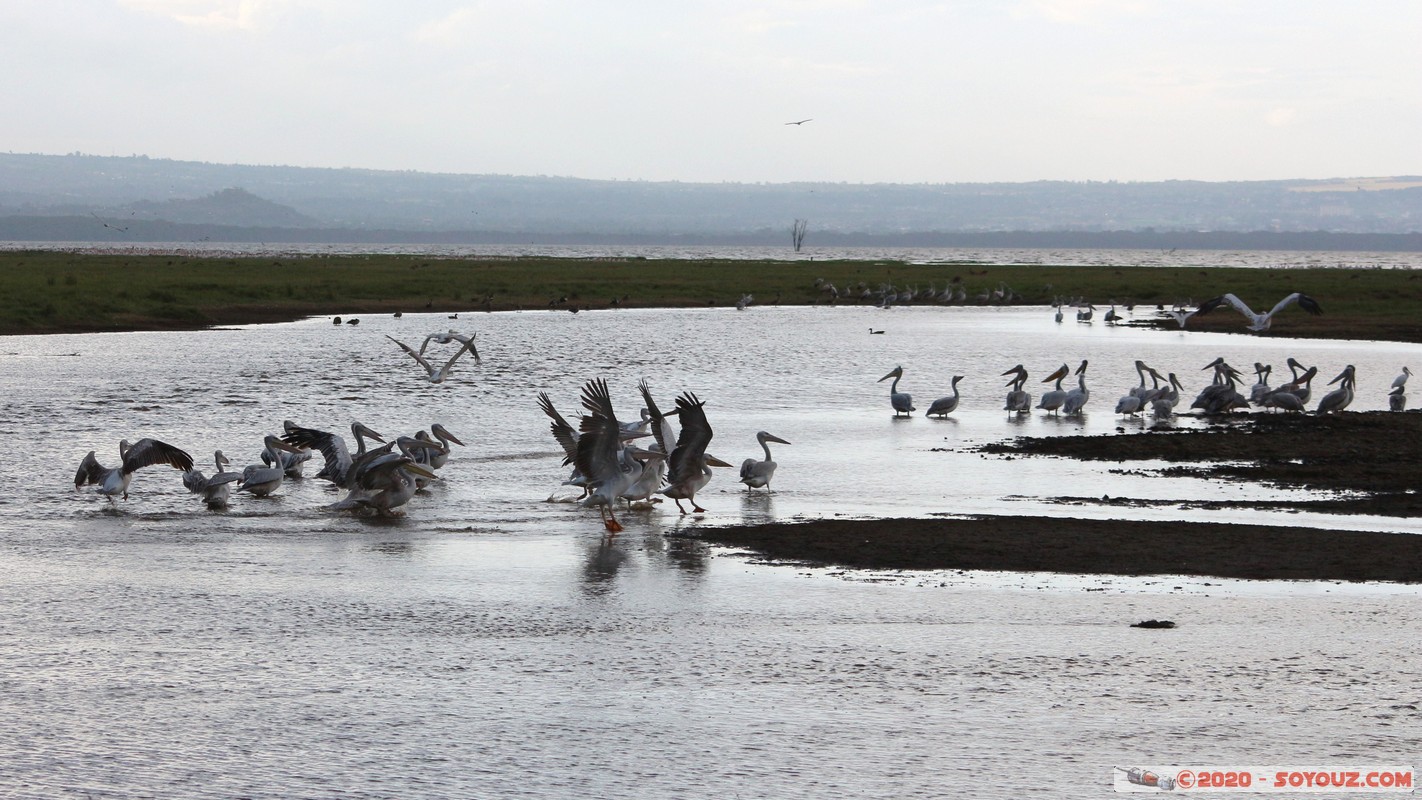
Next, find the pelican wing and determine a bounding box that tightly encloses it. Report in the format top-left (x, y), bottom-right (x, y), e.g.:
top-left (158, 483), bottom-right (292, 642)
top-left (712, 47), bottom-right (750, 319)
top-left (666, 392), bottom-right (712, 485)
top-left (74, 451), bottom-right (106, 487)
top-left (573, 379), bottom-right (622, 485)
top-left (282, 425), bottom-right (353, 483)
top-left (637, 379), bottom-right (676, 456)
top-left (438, 341), bottom-right (473, 374)
top-left (121, 438), bottom-right (194, 475)
top-left (1276, 292), bottom-right (1323, 317)
top-left (387, 335), bottom-right (433, 372)
top-left (537, 392), bottom-right (581, 464)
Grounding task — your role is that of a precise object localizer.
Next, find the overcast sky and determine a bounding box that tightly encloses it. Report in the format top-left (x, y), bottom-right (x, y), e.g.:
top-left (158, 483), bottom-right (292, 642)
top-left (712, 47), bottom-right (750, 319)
top-left (4, 1), bottom-right (1420, 184)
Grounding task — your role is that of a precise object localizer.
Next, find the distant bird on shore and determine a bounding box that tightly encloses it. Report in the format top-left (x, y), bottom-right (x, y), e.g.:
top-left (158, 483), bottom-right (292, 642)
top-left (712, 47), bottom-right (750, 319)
top-left (785, 119), bottom-right (812, 125)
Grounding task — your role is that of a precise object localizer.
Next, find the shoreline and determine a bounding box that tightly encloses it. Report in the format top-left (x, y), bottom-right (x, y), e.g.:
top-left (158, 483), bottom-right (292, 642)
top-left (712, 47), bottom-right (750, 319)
top-left (690, 515), bottom-right (1422, 583)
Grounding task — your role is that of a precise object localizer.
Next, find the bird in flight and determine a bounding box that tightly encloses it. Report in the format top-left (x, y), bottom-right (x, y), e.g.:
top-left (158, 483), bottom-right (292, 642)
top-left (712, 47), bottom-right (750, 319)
top-left (785, 119), bottom-right (812, 125)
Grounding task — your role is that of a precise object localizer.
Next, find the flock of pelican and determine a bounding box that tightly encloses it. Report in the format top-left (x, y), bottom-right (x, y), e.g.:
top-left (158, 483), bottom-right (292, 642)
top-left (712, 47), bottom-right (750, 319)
top-left (1054, 291), bottom-right (1325, 333)
top-left (537, 379), bottom-right (790, 532)
top-left (878, 358), bottom-right (1406, 419)
top-left (75, 420), bottom-right (463, 517)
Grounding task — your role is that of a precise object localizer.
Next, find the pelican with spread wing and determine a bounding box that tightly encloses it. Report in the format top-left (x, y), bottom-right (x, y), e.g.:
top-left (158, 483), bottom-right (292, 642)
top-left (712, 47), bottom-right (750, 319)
top-left (1194, 292), bottom-right (1323, 332)
top-left (75, 438), bottom-right (194, 502)
top-left (659, 391), bottom-right (732, 514)
top-left (387, 335), bottom-right (474, 383)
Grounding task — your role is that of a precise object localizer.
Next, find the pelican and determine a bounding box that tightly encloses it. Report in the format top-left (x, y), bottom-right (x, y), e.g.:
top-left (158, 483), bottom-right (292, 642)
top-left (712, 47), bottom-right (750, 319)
top-left (878, 365), bottom-right (915, 417)
top-left (1248, 363), bottom-right (1273, 405)
top-left (1062, 360), bottom-right (1091, 416)
top-left (408, 424), bottom-right (464, 488)
top-left (387, 335), bottom-right (474, 383)
top-left (659, 391), bottom-right (732, 515)
top-left (182, 450), bottom-right (242, 509)
top-left (1151, 373), bottom-right (1185, 418)
top-left (1280, 358), bottom-right (1318, 405)
top-left (261, 430), bottom-right (311, 479)
top-left (1114, 391), bottom-right (1144, 416)
top-left (1194, 292), bottom-right (1323, 332)
top-left (739, 431), bottom-right (791, 491)
top-left (926, 376), bottom-right (964, 418)
top-left (237, 436), bottom-right (308, 497)
top-left (1163, 303), bottom-right (1197, 328)
top-left (1389, 366), bottom-right (1410, 411)
top-left (419, 329), bottom-right (480, 359)
top-left (1002, 365), bottom-right (1031, 414)
top-left (282, 421), bottom-right (387, 489)
top-left (328, 445), bottom-right (440, 516)
top-left (1076, 304), bottom-right (1095, 322)
top-left (1191, 357), bottom-right (1249, 414)
top-left (1128, 361), bottom-right (1160, 400)
top-left (1053, 305), bottom-right (1064, 323)
top-left (1259, 387), bottom-right (1306, 413)
top-left (1036, 363), bottom-right (1070, 415)
top-left (75, 438), bottom-right (194, 502)
top-left (1315, 365), bottom-right (1356, 414)
top-left (1103, 304), bottom-right (1121, 324)
top-left (574, 377), bottom-right (655, 531)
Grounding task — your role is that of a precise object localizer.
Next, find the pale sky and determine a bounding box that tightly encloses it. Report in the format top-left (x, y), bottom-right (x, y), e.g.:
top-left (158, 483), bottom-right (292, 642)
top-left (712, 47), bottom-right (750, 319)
top-left (4, 1), bottom-right (1420, 184)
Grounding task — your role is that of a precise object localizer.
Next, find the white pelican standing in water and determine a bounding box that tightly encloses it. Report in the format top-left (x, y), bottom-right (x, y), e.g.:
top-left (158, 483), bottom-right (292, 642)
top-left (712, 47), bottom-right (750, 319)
top-left (74, 438), bottom-right (194, 502)
top-left (1194, 292), bottom-right (1323, 332)
top-left (183, 450), bottom-right (242, 509)
top-left (1036, 363), bottom-right (1070, 415)
top-left (328, 442), bottom-right (440, 516)
top-left (739, 431), bottom-right (791, 491)
top-left (1002, 364), bottom-right (1031, 414)
top-left (387, 335), bottom-right (474, 383)
top-left (926, 376), bottom-right (963, 418)
top-left (1315, 365), bottom-right (1356, 414)
top-left (1062, 360), bottom-right (1091, 416)
top-left (877, 365), bottom-right (915, 417)
top-left (659, 391), bottom-right (733, 515)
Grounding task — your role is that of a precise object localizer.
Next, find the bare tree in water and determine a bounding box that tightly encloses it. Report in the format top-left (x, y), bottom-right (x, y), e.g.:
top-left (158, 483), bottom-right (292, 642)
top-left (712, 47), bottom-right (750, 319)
top-left (792, 219), bottom-right (808, 252)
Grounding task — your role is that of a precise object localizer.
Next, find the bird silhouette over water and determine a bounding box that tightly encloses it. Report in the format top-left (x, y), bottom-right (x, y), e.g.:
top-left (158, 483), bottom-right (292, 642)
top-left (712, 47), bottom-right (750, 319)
top-left (785, 119), bottom-right (812, 126)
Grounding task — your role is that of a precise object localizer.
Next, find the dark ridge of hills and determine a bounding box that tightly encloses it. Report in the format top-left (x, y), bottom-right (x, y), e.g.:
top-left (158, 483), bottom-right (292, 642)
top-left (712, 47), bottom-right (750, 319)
top-left (2, 152), bottom-right (1421, 239)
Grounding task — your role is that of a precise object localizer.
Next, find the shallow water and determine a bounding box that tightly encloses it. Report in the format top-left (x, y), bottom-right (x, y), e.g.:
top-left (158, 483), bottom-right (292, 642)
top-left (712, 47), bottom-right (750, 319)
top-left (2, 306), bottom-right (1419, 798)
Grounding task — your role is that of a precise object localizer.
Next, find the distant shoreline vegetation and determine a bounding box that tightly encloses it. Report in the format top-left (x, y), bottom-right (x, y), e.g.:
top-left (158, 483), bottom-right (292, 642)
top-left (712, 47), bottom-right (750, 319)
top-left (2, 217), bottom-right (1421, 252)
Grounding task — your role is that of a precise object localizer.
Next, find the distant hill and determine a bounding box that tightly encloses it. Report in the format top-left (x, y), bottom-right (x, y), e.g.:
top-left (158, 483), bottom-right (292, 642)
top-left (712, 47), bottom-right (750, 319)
top-left (1, 152), bottom-right (1420, 244)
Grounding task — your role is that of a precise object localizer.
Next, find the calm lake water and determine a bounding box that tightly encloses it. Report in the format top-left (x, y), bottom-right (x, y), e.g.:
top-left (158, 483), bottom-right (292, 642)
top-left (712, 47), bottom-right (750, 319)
top-left (2, 303), bottom-right (1419, 798)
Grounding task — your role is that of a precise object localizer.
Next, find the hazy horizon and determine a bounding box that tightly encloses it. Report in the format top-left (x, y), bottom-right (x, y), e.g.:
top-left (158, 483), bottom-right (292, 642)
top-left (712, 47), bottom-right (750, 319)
top-left (5, 2), bottom-right (1421, 186)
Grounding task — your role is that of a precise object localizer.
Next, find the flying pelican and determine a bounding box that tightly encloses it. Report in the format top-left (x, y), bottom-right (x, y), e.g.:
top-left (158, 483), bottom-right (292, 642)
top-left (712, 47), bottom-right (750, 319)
top-left (387, 335), bottom-right (474, 383)
top-left (1002, 365), bottom-right (1031, 414)
top-left (659, 391), bottom-right (732, 515)
top-left (1315, 365), bottom-right (1356, 414)
top-left (785, 119), bottom-right (813, 125)
top-left (1194, 292), bottom-right (1323, 332)
top-left (237, 436), bottom-right (308, 497)
top-left (282, 421), bottom-right (387, 489)
top-left (182, 450), bottom-right (242, 509)
top-left (739, 431), bottom-right (791, 491)
top-left (74, 438), bottom-right (194, 502)
top-left (878, 365), bottom-right (915, 417)
top-left (926, 376), bottom-right (964, 418)
top-left (574, 378), bottom-right (656, 531)
top-left (1036, 363), bottom-right (1070, 415)
top-left (1062, 360), bottom-right (1091, 416)
top-left (419, 330), bottom-right (480, 359)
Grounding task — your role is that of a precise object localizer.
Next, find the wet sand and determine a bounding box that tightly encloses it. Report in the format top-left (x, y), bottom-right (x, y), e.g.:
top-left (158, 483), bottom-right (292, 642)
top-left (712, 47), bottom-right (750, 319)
top-left (695, 412), bottom-right (1422, 582)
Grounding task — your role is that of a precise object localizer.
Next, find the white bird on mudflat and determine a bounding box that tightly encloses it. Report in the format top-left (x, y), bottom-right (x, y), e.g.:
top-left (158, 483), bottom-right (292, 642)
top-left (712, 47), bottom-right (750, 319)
top-left (878, 365), bottom-right (915, 417)
top-left (75, 438), bottom-right (194, 502)
top-left (926, 376), bottom-right (964, 418)
top-left (739, 431), bottom-right (791, 491)
top-left (387, 335), bottom-right (474, 383)
top-left (183, 450), bottom-right (242, 509)
top-left (1315, 365), bottom-right (1356, 414)
top-left (1194, 292), bottom-right (1323, 332)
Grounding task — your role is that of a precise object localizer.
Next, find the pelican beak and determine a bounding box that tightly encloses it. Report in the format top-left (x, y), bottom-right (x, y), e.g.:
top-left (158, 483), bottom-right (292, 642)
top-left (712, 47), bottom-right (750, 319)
top-left (358, 423), bottom-right (386, 443)
top-left (764, 434), bottom-right (791, 445)
top-left (1000, 365), bottom-right (1023, 377)
top-left (877, 367), bottom-right (901, 383)
top-left (268, 437), bottom-right (305, 454)
top-left (1075, 360), bottom-right (1089, 374)
top-left (434, 425), bottom-right (465, 446)
top-left (704, 455), bottom-right (734, 468)
top-left (1041, 364), bottom-right (1068, 383)
top-left (403, 463), bottom-right (439, 480)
